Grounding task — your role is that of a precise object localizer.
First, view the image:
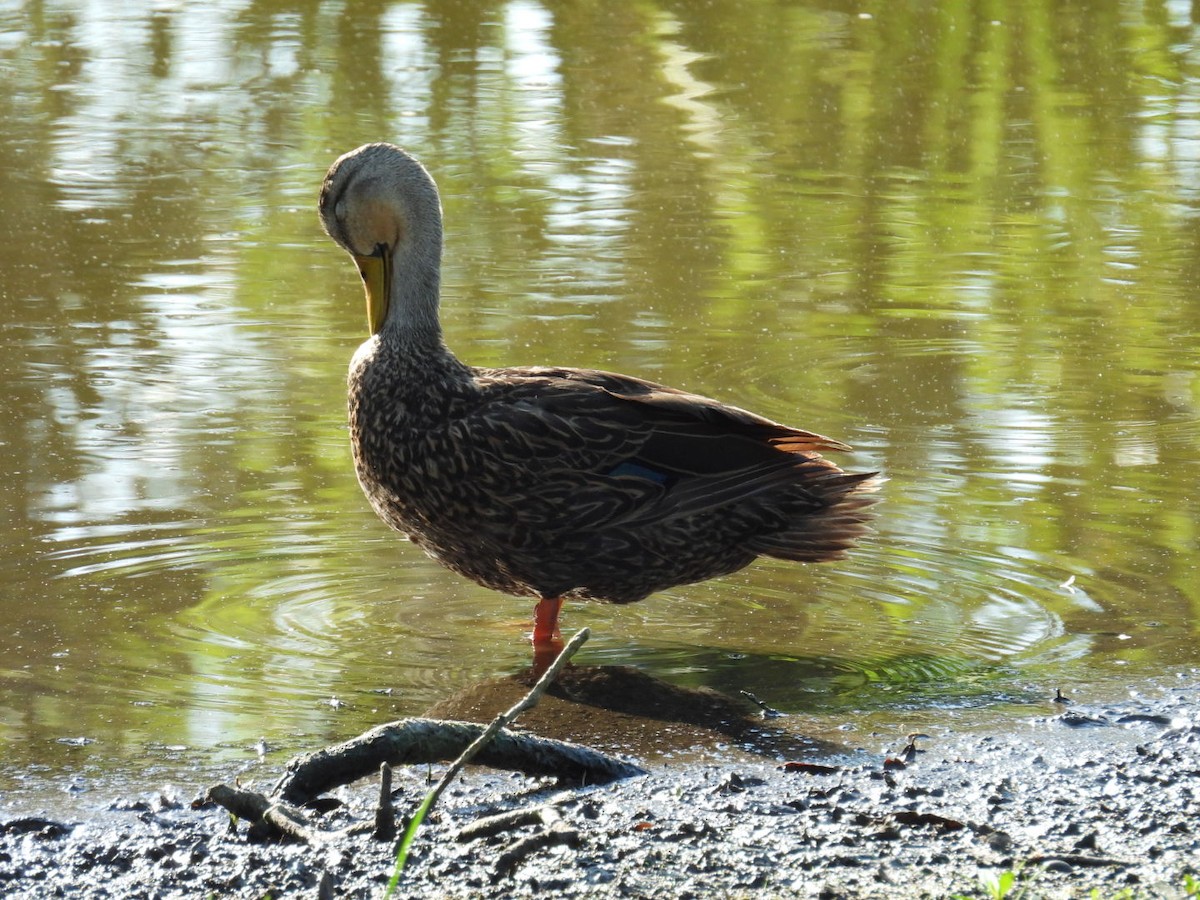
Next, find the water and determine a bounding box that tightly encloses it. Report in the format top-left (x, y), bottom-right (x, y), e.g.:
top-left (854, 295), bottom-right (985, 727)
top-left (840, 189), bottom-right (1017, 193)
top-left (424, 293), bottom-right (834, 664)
top-left (2, 1), bottom-right (1199, 805)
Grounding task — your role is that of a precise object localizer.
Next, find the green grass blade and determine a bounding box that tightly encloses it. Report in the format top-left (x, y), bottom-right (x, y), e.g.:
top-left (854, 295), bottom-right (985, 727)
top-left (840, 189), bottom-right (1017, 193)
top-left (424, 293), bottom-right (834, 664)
top-left (382, 789), bottom-right (436, 898)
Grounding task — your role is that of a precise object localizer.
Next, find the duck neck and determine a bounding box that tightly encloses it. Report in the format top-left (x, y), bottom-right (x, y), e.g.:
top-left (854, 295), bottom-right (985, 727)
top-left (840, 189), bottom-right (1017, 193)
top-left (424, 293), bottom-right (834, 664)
top-left (381, 233), bottom-right (444, 350)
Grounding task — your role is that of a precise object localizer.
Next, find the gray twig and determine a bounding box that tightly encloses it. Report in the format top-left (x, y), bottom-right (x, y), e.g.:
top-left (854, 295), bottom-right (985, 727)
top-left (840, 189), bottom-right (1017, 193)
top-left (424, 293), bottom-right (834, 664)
top-left (405, 628), bottom-right (592, 834)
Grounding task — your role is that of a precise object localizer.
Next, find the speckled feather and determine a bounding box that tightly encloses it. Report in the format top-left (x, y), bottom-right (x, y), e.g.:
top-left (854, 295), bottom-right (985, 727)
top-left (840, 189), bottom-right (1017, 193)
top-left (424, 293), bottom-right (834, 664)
top-left (324, 143), bottom-right (879, 607)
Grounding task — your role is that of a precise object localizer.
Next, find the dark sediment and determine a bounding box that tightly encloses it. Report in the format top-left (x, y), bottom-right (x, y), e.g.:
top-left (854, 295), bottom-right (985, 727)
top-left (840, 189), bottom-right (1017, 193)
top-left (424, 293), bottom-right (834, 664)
top-left (1, 678), bottom-right (1197, 899)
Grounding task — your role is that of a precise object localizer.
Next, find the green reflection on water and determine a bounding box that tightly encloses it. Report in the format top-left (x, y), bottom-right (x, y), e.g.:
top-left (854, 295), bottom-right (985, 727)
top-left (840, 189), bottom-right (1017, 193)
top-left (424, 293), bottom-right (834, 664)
top-left (1, 1), bottom-right (1199, 794)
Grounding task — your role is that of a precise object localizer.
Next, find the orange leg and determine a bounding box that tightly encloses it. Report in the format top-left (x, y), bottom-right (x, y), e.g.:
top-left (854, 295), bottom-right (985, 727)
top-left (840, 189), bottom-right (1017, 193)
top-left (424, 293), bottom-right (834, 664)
top-left (531, 597), bottom-right (564, 675)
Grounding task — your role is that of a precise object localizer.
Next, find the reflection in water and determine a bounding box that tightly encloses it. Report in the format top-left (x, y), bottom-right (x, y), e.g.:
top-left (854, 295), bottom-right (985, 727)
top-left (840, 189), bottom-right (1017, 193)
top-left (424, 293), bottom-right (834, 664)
top-left (0, 1), bottom-right (1199, 801)
top-left (426, 663), bottom-right (846, 760)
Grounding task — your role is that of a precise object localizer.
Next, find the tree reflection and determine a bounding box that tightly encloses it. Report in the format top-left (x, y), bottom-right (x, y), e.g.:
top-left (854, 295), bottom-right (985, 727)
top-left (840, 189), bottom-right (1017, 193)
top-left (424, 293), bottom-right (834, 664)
top-left (0, 0), bottom-right (1197, 777)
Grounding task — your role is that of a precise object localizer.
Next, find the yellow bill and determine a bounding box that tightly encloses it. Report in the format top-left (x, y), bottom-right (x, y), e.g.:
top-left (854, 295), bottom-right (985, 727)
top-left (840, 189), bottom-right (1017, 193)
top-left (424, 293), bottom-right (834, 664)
top-left (354, 250), bottom-right (391, 335)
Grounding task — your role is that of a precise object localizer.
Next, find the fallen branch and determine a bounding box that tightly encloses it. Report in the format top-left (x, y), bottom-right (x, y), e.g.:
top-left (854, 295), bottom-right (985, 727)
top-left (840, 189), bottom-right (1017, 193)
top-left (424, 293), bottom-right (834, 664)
top-left (387, 628), bottom-right (597, 887)
top-left (274, 715), bottom-right (641, 807)
top-left (203, 629), bottom-right (643, 854)
top-left (273, 632), bottom-right (640, 806)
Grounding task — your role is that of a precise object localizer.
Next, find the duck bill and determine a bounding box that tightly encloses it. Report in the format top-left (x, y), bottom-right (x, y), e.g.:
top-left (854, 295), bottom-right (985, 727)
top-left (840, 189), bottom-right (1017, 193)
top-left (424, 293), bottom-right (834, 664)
top-left (353, 252), bottom-right (391, 335)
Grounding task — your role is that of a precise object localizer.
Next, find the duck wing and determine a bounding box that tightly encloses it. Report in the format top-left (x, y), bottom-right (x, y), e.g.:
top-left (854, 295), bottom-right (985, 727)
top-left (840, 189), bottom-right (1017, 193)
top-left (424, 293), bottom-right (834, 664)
top-left (468, 366), bottom-right (864, 532)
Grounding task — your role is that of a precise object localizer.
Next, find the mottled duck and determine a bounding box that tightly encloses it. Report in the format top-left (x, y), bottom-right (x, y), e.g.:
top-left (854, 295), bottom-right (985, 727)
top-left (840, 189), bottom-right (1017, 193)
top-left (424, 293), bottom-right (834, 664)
top-left (319, 143), bottom-right (879, 664)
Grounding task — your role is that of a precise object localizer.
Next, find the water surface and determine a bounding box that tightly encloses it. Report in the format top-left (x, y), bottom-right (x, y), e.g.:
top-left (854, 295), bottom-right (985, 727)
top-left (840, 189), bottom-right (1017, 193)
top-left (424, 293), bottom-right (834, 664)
top-left (2, 1), bottom-right (1199, 805)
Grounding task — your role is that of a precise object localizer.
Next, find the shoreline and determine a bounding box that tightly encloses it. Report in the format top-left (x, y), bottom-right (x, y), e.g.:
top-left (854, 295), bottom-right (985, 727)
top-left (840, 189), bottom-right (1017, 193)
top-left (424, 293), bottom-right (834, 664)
top-left (2, 677), bottom-right (1197, 898)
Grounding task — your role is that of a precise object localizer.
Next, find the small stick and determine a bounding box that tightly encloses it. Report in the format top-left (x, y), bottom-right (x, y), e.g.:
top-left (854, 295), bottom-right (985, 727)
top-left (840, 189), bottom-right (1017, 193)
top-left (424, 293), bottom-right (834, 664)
top-left (206, 784), bottom-right (326, 846)
top-left (739, 690), bottom-right (783, 718)
top-left (374, 762), bottom-right (396, 841)
top-left (493, 822), bottom-right (580, 880)
top-left (418, 627), bottom-right (590, 827)
top-left (386, 628), bottom-right (590, 887)
top-left (455, 805), bottom-right (549, 842)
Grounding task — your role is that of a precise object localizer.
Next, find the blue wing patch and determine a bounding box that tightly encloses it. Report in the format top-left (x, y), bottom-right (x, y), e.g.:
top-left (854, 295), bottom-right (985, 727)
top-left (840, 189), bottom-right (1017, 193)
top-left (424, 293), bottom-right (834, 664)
top-left (607, 461), bottom-right (671, 484)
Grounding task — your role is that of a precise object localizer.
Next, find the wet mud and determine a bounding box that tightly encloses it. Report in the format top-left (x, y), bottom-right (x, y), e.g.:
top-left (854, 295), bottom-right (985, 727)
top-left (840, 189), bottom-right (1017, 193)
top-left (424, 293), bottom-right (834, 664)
top-left (2, 678), bottom-right (1197, 899)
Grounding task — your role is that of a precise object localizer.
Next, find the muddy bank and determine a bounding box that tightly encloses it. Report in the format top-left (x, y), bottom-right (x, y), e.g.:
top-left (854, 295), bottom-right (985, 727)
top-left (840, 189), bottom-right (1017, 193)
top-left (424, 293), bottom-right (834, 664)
top-left (1, 677), bottom-right (1197, 899)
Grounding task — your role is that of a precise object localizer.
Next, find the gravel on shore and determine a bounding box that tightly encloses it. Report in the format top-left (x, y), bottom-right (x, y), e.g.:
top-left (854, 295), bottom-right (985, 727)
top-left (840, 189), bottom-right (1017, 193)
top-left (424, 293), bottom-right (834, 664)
top-left (2, 679), bottom-right (1197, 899)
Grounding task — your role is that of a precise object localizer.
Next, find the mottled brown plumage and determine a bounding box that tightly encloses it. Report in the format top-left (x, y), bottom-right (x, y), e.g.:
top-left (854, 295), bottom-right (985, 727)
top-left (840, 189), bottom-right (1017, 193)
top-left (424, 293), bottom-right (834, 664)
top-left (319, 143), bottom-right (879, 645)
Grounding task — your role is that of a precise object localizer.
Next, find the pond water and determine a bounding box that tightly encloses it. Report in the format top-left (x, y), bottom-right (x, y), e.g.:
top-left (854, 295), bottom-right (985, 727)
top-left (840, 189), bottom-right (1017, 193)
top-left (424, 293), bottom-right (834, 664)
top-left (2, 1), bottom-right (1199, 805)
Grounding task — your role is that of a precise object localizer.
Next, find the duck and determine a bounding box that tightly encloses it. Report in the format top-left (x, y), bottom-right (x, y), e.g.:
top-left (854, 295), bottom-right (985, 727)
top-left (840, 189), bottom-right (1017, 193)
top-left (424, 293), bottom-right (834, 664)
top-left (318, 142), bottom-right (879, 665)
